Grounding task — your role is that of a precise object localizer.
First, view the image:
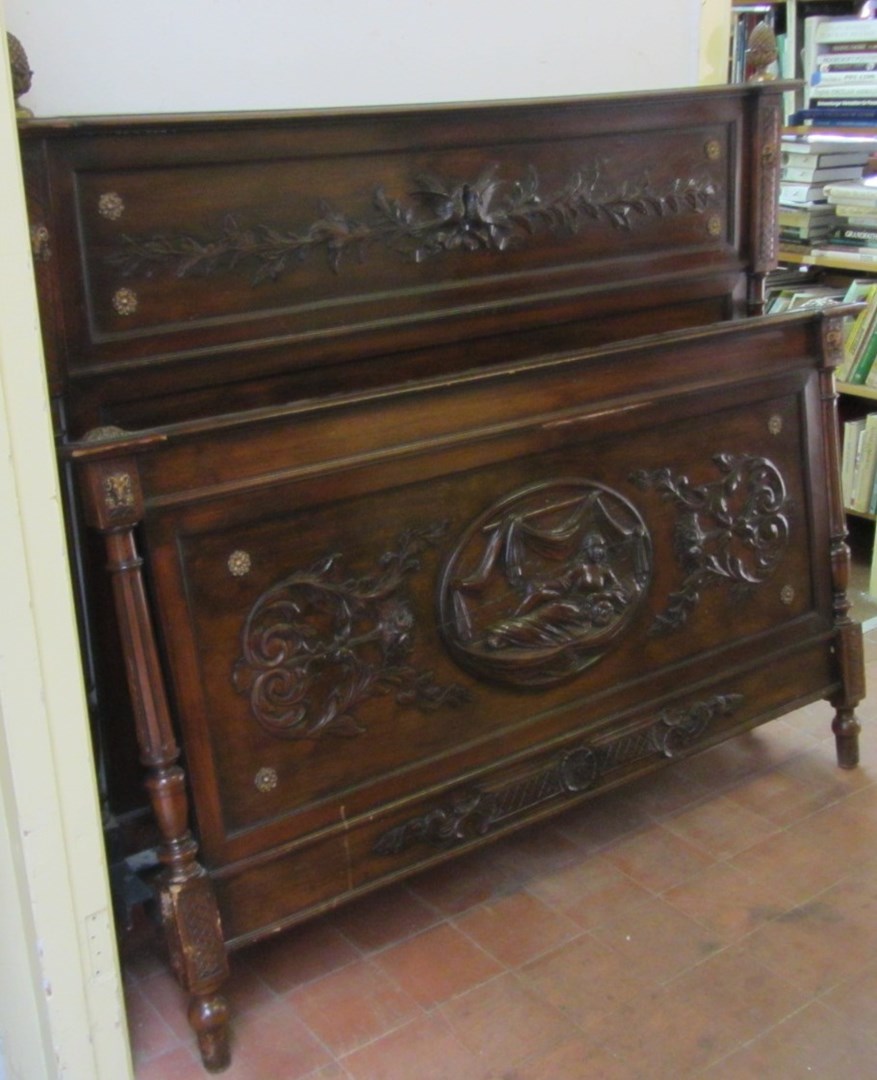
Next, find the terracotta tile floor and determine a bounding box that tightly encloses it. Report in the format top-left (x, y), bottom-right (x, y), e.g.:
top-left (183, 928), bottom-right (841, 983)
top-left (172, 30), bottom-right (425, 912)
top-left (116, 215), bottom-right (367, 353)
top-left (124, 629), bottom-right (877, 1079)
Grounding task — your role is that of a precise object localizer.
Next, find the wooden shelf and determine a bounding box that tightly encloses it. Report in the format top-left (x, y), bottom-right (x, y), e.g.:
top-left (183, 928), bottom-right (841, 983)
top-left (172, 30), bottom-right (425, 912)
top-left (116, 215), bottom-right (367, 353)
top-left (846, 507), bottom-right (877, 522)
top-left (837, 382), bottom-right (877, 401)
top-left (779, 247), bottom-right (877, 271)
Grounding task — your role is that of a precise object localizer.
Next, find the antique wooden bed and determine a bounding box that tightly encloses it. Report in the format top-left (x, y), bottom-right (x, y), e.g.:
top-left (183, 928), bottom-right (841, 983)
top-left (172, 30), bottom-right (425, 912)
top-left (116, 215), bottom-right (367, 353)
top-left (19, 82), bottom-right (864, 1071)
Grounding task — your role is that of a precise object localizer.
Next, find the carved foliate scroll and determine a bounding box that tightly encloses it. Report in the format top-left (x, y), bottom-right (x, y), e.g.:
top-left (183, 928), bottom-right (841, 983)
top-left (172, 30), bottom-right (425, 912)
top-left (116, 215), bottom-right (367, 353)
top-left (232, 522), bottom-right (470, 739)
top-left (631, 454), bottom-right (790, 632)
top-left (438, 481), bottom-right (652, 687)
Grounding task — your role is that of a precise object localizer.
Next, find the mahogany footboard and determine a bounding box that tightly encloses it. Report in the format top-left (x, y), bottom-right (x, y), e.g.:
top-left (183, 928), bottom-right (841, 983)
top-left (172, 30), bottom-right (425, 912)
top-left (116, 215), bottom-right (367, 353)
top-left (70, 309), bottom-right (863, 1070)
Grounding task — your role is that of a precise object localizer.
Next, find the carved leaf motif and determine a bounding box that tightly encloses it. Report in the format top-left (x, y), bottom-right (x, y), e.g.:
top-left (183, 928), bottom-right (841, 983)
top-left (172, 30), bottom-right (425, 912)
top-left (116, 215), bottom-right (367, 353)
top-left (110, 162), bottom-right (719, 285)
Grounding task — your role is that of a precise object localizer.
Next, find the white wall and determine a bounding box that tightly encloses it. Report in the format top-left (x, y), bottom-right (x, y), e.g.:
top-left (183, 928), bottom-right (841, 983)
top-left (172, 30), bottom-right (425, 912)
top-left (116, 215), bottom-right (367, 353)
top-left (7, 0), bottom-right (705, 116)
top-left (0, 10), bottom-right (131, 1078)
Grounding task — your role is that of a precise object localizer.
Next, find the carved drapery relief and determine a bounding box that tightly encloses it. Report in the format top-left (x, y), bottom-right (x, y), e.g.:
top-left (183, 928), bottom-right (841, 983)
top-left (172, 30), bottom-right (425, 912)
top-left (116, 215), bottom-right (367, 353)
top-left (108, 162), bottom-right (719, 286)
top-left (438, 481), bottom-right (652, 687)
top-left (631, 454), bottom-right (790, 633)
top-left (232, 522), bottom-right (470, 740)
top-left (373, 692), bottom-right (743, 856)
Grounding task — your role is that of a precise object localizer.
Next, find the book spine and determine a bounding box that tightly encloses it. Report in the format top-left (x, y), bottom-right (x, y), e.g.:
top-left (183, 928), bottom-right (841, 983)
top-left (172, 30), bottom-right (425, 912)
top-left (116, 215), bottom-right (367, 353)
top-left (844, 421), bottom-right (868, 508)
top-left (833, 210), bottom-right (877, 225)
top-left (850, 331), bottom-right (877, 385)
top-left (813, 69), bottom-right (877, 84)
top-left (780, 184), bottom-right (827, 203)
top-left (817, 241), bottom-right (877, 255)
top-left (823, 42), bottom-right (877, 55)
top-left (790, 108), bottom-right (877, 124)
top-left (851, 416), bottom-right (877, 510)
top-left (810, 84), bottom-right (877, 99)
top-left (814, 20), bottom-right (877, 45)
top-left (782, 166), bottom-right (864, 181)
top-left (823, 249), bottom-right (877, 264)
top-left (841, 419), bottom-right (865, 504)
top-left (824, 184), bottom-right (877, 204)
top-left (818, 56), bottom-right (877, 71)
top-left (835, 226), bottom-right (877, 243)
top-left (781, 153), bottom-right (869, 168)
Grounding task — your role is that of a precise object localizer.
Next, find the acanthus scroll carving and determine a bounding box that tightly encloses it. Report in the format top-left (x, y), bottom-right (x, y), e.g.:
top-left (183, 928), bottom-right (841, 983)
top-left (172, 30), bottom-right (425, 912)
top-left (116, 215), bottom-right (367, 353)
top-left (631, 453), bottom-right (790, 633)
top-left (109, 161), bottom-right (719, 285)
top-left (438, 480), bottom-right (652, 687)
top-left (232, 522), bottom-right (470, 740)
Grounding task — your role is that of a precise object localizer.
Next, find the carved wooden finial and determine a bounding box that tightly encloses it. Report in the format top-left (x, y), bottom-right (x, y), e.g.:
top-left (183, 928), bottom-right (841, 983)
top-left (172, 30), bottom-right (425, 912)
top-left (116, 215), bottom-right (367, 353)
top-left (7, 32), bottom-right (33, 117)
top-left (746, 20), bottom-right (778, 82)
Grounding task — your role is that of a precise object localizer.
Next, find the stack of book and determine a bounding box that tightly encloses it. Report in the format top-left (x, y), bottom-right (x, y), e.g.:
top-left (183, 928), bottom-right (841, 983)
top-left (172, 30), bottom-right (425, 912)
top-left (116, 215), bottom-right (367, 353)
top-left (791, 16), bottom-right (877, 127)
top-left (780, 135), bottom-right (871, 207)
top-left (778, 136), bottom-right (871, 252)
top-left (816, 176), bottom-right (877, 264)
top-left (778, 203), bottom-right (838, 249)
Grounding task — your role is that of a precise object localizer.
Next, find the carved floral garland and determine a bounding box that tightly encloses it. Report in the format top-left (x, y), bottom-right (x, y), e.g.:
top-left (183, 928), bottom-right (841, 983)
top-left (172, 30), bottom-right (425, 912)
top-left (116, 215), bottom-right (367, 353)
top-left (110, 163), bottom-right (719, 285)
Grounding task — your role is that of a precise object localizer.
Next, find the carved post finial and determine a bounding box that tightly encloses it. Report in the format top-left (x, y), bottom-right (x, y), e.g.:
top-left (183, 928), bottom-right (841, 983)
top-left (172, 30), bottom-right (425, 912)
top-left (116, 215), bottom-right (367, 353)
top-left (7, 32), bottom-right (33, 117)
top-left (746, 20), bottom-right (778, 83)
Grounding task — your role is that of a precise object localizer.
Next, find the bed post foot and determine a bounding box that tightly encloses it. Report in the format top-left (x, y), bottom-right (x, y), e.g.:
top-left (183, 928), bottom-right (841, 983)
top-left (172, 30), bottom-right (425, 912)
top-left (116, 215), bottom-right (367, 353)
top-left (159, 862), bottom-right (231, 1069)
top-left (833, 707), bottom-right (861, 770)
top-left (829, 619), bottom-right (864, 771)
top-left (189, 991), bottom-right (231, 1072)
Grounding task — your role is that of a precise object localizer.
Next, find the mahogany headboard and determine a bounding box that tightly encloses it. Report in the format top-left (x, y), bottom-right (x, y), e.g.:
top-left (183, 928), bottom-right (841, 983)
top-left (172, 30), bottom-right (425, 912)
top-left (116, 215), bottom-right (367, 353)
top-left (20, 82), bottom-right (787, 440)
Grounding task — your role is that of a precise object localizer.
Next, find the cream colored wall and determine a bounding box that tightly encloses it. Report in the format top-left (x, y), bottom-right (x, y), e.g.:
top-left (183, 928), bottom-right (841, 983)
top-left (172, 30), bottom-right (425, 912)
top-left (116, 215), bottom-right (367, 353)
top-left (7, 0), bottom-right (707, 116)
top-left (699, 0), bottom-right (734, 85)
top-left (0, 9), bottom-right (131, 1079)
top-left (0, 3), bottom-right (726, 1076)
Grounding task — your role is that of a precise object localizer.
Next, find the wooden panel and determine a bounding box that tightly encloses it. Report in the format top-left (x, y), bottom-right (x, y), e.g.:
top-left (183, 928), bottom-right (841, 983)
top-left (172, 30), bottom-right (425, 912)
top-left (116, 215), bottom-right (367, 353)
top-left (213, 635), bottom-right (838, 947)
top-left (69, 314), bottom-right (833, 868)
top-left (20, 83), bottom-right (788, 436)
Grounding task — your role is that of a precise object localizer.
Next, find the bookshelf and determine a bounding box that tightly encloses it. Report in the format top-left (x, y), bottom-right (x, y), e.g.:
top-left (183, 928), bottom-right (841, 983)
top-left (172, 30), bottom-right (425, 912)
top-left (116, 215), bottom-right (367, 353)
top-left (731, 1), bottom-right (861, 116)
top-left (739, 3), bottom-right (877, 622)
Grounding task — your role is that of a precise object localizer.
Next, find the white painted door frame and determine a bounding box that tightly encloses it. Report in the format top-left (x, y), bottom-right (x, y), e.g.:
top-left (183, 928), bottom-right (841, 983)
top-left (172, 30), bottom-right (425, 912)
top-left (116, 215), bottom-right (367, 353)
top-left (0, 9), bottom-right (131, 1078)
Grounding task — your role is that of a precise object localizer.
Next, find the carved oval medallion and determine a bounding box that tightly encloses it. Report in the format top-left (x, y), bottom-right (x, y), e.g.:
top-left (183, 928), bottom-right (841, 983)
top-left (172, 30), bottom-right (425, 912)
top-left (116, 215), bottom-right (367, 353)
top-left (438, 480), bottom-right (652, 687)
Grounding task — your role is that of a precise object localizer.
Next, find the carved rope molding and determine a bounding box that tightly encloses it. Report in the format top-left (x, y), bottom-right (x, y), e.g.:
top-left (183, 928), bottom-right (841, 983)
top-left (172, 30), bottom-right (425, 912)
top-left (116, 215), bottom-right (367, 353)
top-left (630, 453), bottom-right (791, 633)
top-left (232, 521), bottom-right (470, 740)
top-left (108, 163), bottom-right (720, 285)
top-left (372, 692), bottom-right (743, 856)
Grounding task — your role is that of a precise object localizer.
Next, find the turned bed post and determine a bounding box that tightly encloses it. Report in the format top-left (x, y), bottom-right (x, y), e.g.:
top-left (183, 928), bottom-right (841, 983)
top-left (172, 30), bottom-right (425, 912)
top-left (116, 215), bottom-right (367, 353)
top-left (75, 438), bottom-right (231, 1071)
top-left (821, 316), bottom-right (864, 769)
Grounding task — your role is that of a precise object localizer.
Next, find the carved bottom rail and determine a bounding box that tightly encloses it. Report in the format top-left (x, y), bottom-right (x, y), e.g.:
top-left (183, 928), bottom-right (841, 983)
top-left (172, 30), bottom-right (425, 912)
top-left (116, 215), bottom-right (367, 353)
top-left (373, 693), bottom-right (743, 856)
